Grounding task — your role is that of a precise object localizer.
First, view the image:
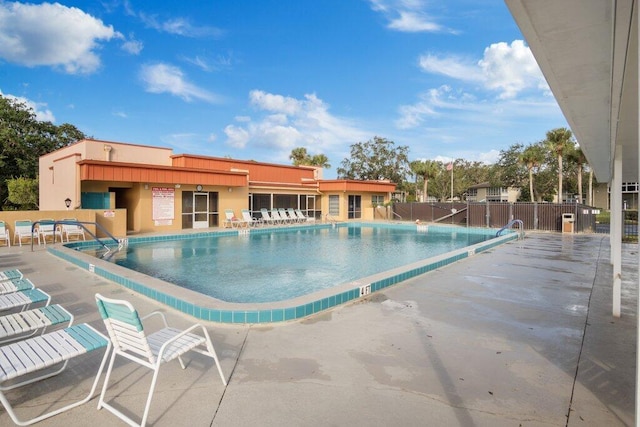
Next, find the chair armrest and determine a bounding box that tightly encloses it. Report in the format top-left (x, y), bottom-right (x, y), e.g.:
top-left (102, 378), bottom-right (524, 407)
top-left (156, 323), bottom-right (206, 360)
top-left (141, 310), bottom-right (169, 328)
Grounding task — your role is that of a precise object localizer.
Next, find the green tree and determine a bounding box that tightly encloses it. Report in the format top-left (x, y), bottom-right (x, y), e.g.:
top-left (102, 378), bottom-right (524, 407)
top-left (545, 127), bottom-right (573, 202)
top-left (567, 145), bottom-right (588, 203)
top-left (337, 136), bottom-right (409, 184)
top-left (519, 144), bottom-right (545, 202)
top-left (0, 95), bottom-right (85, 208)
top-left (410, 159), bottom-right (439, 201)
top-left (6, 177), bottom-right (38, 210)
top-left (289, 147), bottom-right (331, 168)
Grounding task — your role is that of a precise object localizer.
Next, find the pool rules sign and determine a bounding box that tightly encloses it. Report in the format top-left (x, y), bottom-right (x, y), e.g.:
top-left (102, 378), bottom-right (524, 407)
top-left (152, 187), bottom-right (174, 226)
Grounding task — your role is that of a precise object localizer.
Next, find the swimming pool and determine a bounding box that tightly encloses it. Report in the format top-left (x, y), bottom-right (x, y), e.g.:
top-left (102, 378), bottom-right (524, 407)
top-left (86, 224), bottom-right (494, 303)
top-left (49, 222), bottom-right (519, 323)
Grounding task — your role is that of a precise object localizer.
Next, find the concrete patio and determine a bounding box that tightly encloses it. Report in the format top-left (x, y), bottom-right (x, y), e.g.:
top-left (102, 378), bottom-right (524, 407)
top-left (0, 231), bottom-right (635, 426)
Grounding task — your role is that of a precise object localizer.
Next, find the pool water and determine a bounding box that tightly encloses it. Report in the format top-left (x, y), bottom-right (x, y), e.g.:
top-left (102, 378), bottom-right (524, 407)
top-left (96, 225), bottom-right (493, 303)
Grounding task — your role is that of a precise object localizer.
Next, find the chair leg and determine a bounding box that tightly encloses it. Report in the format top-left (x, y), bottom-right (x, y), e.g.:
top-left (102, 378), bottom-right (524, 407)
top-left (140, 367), bottom-right (162, 427)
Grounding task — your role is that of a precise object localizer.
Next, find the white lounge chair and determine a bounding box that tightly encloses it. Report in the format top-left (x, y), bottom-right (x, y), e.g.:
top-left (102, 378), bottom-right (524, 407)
top-left (278, 208), bottom-right (295, 224)
top-left (0, 288), bottom-right (51, 314)
top-left (0, 221), bottom-right (10, 247)
top-left (241, 209), bottom-right (262, 227)
top-left (0, 269), bottom-right (23, 282)
top-left (260, 208), bottom-right (276, 225)
top-left (223, 209), bottom-right (248, 228)
top-left (61, 218), bottom-right (86, 242)
top-left (37, 219), bottom-right (62, 245)
top-left (270, 209), bottom-right (284, 225)
top-left (0, 304), bottom-right (73, 344)
top-left (14, 220), bottom-right (38, 246)
top-left (95, 293), bottom-right (227, 427)
top-left (0, 278), bottom-right (35, 296)
top-left (287, 208), bottom-right (302, 223)
top-left (0, 323), bottom-right (111, 426)
top-left (295, 209), bottom-right (315, 222)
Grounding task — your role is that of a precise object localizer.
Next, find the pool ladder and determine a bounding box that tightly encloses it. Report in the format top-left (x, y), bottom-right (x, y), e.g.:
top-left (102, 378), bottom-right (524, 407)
top-left (31, 220), bottom-right (125, 256)
top-left (496, 219), bottom-right (525, 240)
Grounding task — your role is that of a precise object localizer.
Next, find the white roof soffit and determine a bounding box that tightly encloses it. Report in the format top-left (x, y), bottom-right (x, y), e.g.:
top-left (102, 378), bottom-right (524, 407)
top-left (505, 0), bottom-right (638, 184)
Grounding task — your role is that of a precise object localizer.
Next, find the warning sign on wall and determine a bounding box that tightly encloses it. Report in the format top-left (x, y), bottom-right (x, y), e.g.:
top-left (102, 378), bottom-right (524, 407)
top-left (152, 187), bottom-right (175, 223)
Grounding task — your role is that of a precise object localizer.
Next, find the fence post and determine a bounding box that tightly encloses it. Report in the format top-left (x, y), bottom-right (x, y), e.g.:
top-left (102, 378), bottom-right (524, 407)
top-left (485, 200), bottom-right (490, 228)
top-left (534, 203), bottom-right (538, 230)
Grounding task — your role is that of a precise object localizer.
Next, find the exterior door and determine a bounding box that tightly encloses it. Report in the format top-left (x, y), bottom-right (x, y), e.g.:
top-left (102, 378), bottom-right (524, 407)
top-left (348, 195), bottom-right (361, 219)
top-left (194, 192), bottom-right (209, 228)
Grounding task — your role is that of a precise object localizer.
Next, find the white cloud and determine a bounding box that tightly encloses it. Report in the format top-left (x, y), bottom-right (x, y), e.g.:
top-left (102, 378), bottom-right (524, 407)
top-left (0, 91), bottom-right (55, 122)
top-left (139, 13), bottom-right (223, 38)
top-left (0, 2), bottom-right (121, 74)
top-left (121, 34), bottom-right (143, 55)
top-left (139, 63), bottom-right (221, 103)
top-left (479, 40), bottom-right (548, 99)
top-left (368, 0), bottom-right (449, 33)
top-left (224, 91), bottom-right (370, 156)
top-left (418, 40), bottom-right (548, 99)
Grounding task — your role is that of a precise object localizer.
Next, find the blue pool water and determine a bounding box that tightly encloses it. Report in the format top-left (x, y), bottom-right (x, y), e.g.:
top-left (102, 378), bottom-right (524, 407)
top-left (94, 224), bottom-right (494, 303)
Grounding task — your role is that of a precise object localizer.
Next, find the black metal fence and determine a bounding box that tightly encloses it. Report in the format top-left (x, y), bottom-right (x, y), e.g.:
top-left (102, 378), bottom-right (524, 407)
top-left (393, 202), bottom-right (598, 233)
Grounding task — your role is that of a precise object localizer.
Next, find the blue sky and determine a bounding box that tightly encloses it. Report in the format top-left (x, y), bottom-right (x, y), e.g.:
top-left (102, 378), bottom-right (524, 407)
top-left (0, 0), bottom-right (566, 178)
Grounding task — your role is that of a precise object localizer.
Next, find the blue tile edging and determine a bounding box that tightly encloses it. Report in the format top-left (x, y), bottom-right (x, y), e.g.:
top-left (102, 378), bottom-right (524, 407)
top-left (48, 224), bottom-right (517, 324)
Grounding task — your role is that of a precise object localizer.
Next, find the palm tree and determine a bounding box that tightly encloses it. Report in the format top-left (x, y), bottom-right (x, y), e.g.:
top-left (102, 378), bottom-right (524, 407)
top-left (519, 144), bottom-right (544, 202)
top-left (289, 147), bottom-right (309, 166)
top-left (568, 146), bottom-right (588, 203)
top-left (310, 154), bottom-right (330, 168)
top-left (410, 160), bottom-right (439, 202)
top-left (545, 127), bottom-right (573, 203)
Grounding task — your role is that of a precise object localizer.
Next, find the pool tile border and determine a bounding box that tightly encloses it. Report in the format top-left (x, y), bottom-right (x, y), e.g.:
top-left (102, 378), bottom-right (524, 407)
top-left (49, 223), bottom-right (518, 324)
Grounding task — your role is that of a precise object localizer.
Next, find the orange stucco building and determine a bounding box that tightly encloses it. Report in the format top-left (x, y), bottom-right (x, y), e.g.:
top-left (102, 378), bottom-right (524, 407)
top-left (39, 139), bottom-right (396, 234)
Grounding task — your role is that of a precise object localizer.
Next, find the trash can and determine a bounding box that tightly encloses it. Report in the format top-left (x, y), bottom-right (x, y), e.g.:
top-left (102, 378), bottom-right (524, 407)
top-left (562, 213), bottom-right (575, 233)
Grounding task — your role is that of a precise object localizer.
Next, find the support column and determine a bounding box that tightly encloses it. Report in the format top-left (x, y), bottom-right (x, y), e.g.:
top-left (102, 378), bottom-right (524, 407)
top-left (611, 144), bottom-right (622, 318)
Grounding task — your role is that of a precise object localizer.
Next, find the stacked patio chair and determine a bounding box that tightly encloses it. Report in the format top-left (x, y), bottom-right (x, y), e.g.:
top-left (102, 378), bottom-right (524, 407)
top-left (0, 272), bottom-right (110, 426)
top-left (241, 209), bottom-right (262, 227)
top-left (260, 208), bottom-right (277, 225)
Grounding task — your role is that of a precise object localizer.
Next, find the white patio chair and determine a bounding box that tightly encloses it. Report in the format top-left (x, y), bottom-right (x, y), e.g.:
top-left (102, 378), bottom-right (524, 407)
top-left (0, 221), bottom-right (10, 247)
top-left (95, 293), bottom-right (227, 427)
top-left (241, 209), bottom-right (262, 227)
top-left (37, 219), bottom-right (62, 245)
top-left (0, 323), bottom-right (110, 426)
top-left (14, 220), bottom-right (39, 246)
top-left (61, 218), bottom-right (86, 242)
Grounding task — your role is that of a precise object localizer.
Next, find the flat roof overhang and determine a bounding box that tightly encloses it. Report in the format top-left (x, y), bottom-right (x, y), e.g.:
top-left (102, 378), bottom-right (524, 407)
top-left (77, 160), bottom-right (248, 187)
top-left (505, 0), bottom-right (638, 183)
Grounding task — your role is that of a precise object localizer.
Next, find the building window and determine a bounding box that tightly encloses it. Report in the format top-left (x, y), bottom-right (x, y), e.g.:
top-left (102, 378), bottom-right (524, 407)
top-left (371, 195), bottom-right (384, 206)
top-left (329, 195), bottom-right (339, 216)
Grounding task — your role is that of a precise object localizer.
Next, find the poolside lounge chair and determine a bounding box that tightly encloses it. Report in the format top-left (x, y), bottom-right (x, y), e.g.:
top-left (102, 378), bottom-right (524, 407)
top-left (95, 293), bottom-right (227, 427)
top-left (0, 304), bottom-right (72, 344)
top-left (0, 221), bottom-right (10, 247)
top-left (61, 218), bottom-right (86, 242)
top-left (14, 220), bottom-right (38, 246)
top-left (260, 208), bottom-right (276, 225)
top-left (37, 219), bottom-right (62, 245)
top-left (0, 278), bottom-right (35, 296)
top-left (271, 209), bottom-right (284, 225)
top-left (0, 288), bottom-right (51, 314)
top-left (295, 209), bottom-right (315, 222)
top-left (279, 208), bottom-right (295, 224)
top-left (287, 208), bottom-right (302, 223)
top-left (0, 269), bottom-right (23, 282)
top-left (0, 323), bottom-right (110, 426)
top-left (241, 209), bottom-right (262, 227)
top-left (223, 209), bottom-right (248, 228)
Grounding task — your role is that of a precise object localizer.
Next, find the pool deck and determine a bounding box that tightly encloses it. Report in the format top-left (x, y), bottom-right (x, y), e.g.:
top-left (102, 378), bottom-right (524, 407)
top-left (0, 231), bottom-right (635, 426)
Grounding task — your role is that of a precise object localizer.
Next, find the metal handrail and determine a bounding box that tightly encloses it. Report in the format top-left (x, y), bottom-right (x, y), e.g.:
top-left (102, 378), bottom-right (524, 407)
top-left (496, 219), bottom-right (525, 239)
top-left (31, 220), bottom-right (122, 253)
